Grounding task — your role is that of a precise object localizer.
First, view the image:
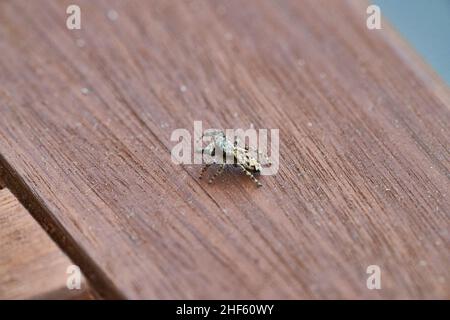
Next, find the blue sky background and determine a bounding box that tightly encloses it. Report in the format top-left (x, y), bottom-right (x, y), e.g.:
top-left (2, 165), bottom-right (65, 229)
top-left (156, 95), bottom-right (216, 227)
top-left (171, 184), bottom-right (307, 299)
top-left (375, 0), bottom-right (450, 85)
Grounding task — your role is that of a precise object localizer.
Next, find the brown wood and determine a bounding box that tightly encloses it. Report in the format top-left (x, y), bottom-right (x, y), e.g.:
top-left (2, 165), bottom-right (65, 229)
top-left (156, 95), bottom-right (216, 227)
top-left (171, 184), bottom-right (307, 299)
top-left (0, 188), bottom-right (92, 299)
top-left (0, 0), bottom-right (448, 299)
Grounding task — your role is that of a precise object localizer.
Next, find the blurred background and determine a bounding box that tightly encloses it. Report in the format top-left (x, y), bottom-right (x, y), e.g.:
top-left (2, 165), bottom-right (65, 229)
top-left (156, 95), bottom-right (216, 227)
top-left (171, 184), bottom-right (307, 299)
top-left (375, 0), bottom-right (450, 85)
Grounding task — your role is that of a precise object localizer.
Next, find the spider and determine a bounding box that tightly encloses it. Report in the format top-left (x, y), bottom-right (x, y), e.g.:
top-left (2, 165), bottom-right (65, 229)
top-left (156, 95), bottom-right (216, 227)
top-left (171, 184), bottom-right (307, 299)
top-left (197, 130), bottom-right (271, 187)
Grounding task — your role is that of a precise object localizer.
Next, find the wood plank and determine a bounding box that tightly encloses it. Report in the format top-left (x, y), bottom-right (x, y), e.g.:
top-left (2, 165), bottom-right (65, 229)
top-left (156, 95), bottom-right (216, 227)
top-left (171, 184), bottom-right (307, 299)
top-left (0, 0), bottom-right (448, 299)
top-left (0, 188), bottom-right (92, 299)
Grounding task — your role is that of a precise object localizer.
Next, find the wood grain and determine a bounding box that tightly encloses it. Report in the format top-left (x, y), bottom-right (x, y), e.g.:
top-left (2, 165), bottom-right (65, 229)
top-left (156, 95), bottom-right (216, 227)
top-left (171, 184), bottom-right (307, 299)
top-left (0, 0), bottom-right (448, 299)
top-left (0, 188), bottom-right (92, 299)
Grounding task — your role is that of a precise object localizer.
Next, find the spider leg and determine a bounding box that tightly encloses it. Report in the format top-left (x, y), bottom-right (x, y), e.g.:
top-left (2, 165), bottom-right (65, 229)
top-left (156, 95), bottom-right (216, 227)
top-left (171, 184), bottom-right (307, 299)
top-left (238, 164), bottom-right (262, 187)
top-left (199, 148), bottom-right (216, 179)
top-left (208, 164), bottom-right (225, 184)
top-left (199, 163), bottom-right (211, 179)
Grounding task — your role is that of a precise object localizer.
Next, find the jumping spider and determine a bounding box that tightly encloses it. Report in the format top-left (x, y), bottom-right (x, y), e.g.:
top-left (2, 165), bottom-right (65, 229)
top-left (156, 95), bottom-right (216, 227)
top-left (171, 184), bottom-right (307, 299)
top-left (197, 130), bottom-right (271, 187)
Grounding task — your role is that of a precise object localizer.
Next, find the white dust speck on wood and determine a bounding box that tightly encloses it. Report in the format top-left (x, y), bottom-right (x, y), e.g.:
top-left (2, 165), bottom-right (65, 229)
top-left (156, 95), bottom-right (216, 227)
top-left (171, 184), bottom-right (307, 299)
top-left (107, 9), bottom-right (119, 21)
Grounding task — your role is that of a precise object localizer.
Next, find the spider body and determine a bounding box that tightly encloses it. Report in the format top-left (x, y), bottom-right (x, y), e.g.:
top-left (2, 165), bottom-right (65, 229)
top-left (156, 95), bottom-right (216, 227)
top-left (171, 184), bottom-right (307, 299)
top-left (198, 130), bottom-right (269, 187)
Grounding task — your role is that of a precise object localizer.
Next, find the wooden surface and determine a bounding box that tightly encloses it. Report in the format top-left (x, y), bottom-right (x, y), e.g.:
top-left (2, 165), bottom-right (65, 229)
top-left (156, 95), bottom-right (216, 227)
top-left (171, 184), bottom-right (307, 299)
top-left (0, 188), bottom-right (92, 299)
top-left (0, 0), bottom-right (448, 299)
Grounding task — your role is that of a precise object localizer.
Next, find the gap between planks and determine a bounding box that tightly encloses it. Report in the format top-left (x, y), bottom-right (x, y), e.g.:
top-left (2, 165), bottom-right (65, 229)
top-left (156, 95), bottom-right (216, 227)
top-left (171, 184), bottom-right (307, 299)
top-left (0, 186), bottom-right (94, 299)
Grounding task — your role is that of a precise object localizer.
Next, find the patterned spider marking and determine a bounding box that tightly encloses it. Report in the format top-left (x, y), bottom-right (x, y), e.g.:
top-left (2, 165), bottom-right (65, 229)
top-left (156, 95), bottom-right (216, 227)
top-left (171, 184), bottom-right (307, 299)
top-left (197, 130), bottom-right (270, 187)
